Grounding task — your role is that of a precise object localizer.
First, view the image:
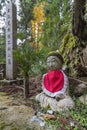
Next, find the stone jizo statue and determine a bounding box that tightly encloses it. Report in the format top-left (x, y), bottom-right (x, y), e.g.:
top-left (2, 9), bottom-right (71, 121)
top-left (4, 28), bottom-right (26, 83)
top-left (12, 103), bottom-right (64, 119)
top-left (36, 51), bottom-right (75, 111)
top-left (42, 51), bottom-right (69, 101)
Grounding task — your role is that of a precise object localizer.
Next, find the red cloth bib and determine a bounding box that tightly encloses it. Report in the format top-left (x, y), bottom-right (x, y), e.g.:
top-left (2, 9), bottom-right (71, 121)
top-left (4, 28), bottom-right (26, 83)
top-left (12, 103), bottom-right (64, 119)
top-left (43, 70), bottom-right (64, 93)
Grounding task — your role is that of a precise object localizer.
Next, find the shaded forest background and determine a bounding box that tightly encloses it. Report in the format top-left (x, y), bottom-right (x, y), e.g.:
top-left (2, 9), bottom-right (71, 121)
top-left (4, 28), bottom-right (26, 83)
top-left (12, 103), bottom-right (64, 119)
top-left (0, 0), bottom-right (87, 78)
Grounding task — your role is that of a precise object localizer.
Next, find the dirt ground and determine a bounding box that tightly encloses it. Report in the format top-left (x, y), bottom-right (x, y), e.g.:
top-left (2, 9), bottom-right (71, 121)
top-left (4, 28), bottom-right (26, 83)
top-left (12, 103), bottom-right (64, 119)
top-left (0, 87), bottom-right (49, 130)
top-left (0, 75), bottom-right (47, 130)
top-left (0, 90), bottom-right (45, 130)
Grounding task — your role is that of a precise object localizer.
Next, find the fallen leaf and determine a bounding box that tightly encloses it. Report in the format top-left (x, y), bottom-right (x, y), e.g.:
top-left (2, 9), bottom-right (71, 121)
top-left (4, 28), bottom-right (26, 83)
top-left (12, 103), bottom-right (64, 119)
top-left (43, 114), bottom-right (56, 120)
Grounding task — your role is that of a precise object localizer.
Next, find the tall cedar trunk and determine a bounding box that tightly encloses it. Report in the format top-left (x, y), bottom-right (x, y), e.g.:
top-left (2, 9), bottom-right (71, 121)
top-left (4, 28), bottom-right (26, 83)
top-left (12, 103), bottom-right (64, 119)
top-left (72, 0), bottom-right (87, 76)
top-left (24, 76), bottom-right (29, 99)
top-left (72, 0), bottom-right (87, 41)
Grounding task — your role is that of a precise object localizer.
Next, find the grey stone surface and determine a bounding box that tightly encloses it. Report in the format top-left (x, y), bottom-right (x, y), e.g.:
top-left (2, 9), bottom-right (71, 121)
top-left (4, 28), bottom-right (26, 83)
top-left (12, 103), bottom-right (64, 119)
top-left (79, 94), bottom-right (87, 104)
top-left (36, 92), bottom-right (75, 112)
top-left (6, 1), bottom-right (17, 79)
top-left (74, 83), bottom-right (87, 96)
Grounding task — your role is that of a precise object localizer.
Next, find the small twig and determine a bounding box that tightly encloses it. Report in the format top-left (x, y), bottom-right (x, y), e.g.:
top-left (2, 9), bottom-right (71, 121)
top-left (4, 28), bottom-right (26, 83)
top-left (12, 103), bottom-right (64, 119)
top-left (15, 86), bottom-right (24, 90)
top-left (69, 76), bottom-right (87, 85)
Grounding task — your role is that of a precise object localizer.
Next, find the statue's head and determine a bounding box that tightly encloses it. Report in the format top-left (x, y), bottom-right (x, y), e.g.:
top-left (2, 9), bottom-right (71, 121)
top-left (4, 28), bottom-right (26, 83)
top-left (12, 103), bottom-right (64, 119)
top-left (46, 51), bottom-right (64, 70)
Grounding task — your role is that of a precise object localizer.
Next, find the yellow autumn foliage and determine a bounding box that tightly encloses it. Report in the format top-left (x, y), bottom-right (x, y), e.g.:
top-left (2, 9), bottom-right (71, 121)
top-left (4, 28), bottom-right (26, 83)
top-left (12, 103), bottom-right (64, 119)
top-left (33, 2), bottom-right (46, 22)
top-left (31, 2), bottom-right (46, 48)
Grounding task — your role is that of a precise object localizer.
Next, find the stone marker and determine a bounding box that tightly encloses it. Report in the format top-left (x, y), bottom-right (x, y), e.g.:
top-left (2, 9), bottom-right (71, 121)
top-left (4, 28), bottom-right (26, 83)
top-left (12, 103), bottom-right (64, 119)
top-left (6, 1), bottom-right (17, 79)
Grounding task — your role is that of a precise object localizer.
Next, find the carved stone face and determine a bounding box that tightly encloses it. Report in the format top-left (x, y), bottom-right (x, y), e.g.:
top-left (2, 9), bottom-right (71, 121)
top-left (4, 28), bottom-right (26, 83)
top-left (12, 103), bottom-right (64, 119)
top-left (47, 56), bottom-right (62, 70)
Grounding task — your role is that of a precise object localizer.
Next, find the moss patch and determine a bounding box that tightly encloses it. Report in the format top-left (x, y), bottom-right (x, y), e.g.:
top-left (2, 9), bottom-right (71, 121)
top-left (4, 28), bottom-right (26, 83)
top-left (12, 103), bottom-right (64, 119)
top-left (60, 32), bottom-right (80, 77)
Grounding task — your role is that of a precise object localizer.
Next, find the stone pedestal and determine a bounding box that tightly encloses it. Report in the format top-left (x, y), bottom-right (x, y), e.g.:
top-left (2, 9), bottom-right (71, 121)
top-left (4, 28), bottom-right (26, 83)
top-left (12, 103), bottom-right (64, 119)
top-left (36, 92), bottom-right (75, 112)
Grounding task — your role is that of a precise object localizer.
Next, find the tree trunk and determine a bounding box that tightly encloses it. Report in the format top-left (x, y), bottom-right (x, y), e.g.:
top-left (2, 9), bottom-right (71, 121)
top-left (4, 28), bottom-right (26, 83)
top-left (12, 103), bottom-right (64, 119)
top-left (72, 0), bottom-right (87, 41)
top-left (24, 76), bottom-right (29, 99)
top-left (71, 0), bottom-right (87, 78)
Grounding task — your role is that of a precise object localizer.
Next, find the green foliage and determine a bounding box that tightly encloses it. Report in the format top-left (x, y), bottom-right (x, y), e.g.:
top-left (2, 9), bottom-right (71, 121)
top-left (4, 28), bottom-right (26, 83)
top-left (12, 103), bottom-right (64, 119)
top-left (15, 0), bottom-right (37, 54)
top-left (31, 62), bottom-right (47, 75)
top-left (0, 33), bottom-right (5, 64)
top-left (14, 42), bottom-right (36, 77)
top-left (18, 0), bottom-right (36, 41)
top-left (30, 48), bottom-right (48, 75)
top-left (40, 0), bottom-right (72, 49)
top-left (40, 97), bottom-right (87, 130)
top-left (14, 43), bottom-right (49, 77)
top-left (45, 117), bottom-right (62, 130)
top-left (69, 97), bottom-right (87, 129)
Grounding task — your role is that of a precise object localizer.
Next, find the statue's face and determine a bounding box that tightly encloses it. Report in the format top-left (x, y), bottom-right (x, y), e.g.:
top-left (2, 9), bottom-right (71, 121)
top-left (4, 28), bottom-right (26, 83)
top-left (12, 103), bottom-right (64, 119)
top-left (47, 56), bottom-right (62, 70)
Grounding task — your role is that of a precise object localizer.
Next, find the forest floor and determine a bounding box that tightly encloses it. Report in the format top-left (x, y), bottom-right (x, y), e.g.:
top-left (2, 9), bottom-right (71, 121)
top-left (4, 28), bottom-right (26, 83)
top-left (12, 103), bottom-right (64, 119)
top-left (0, 91), bottom-right (40, 130)
top-left (0, 75), bottom-right (87, 130)
top-left (0, 75), bottom-right (45, 130)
